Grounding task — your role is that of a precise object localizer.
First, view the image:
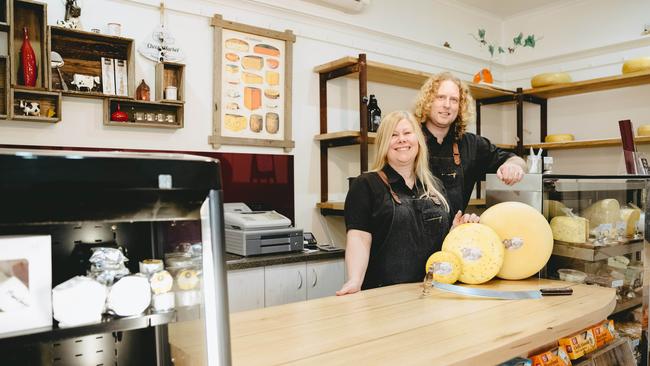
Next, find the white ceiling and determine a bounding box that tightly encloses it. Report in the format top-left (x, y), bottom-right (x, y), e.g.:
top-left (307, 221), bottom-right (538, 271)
top-left (454, 0), bottom-right (567, 18)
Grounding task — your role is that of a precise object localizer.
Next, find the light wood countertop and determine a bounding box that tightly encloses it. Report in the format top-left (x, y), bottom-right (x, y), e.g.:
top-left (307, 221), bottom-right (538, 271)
top-left (229, 279), bottom-right (616, 365)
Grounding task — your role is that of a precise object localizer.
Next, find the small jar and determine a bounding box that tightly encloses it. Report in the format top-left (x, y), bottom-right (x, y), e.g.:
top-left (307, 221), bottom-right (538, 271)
top-left (145, 112), bottom-right (155, 122)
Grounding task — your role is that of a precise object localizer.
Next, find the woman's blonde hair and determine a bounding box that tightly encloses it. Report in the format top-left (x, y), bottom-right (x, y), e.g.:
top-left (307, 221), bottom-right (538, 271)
top-left (413, 72), bottom-right (475, 141)
top-left (371, 110), bottom-right (449, 211)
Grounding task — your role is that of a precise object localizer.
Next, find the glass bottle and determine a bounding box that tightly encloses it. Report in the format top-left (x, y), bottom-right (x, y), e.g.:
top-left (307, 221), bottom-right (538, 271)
top-left (20, 27), bottom-right (37, 87)
top-left (367, 94), bottom-right (381, 132)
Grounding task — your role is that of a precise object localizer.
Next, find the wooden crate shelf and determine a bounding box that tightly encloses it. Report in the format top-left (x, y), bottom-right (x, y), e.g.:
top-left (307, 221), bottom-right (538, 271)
top-left (48, 26), bottom-right (135, 98)
top-left (104, 98), bottom-right (183, 129)
top-left (155, 61), bottom-right (184, 102)
top-left (10, 0), bottom-right (48, 89)
top-left (10, 87), bottom-right (61, 122)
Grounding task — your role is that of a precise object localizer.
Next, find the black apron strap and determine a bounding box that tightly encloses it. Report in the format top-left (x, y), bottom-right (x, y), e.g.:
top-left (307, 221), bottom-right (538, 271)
top-left (376, 171), bottom-right (401, 205)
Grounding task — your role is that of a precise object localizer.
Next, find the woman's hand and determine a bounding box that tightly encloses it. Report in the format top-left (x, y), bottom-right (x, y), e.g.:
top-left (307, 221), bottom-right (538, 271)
top-left (336, 279), bottom-right (362, 296)
top-left (451, 210), bottom-right (479, 229)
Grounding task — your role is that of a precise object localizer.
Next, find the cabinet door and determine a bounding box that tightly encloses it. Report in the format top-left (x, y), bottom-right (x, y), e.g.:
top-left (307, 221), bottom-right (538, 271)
top-left (264, 263), bottom-right (307, 306)
top-left (307, 259), bottom-right (345, 300)
top-left (227, 267), bottom-right (265, 312)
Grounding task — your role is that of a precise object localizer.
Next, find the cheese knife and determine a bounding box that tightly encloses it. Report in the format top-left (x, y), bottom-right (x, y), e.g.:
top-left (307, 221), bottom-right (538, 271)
top-left (430, 281), bottom-right (572, 300)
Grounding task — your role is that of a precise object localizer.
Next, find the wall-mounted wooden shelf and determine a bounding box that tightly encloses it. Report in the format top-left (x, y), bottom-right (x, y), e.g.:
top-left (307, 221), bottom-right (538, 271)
top-left (104, 98), bottom-right (183, 129)
top-left (313, 56), bottom-right (514, 99)
top-left (523, 69), bottom-right (650, 99)
top-left (317, 198), bottom-right (485, 216)
top-left (525, 136), bottom-right (650, 150)
top-left (155, 61), bottom-right (184, 102)
top-left (10, 87), bottom-right (61, 122)
top-left (10, 0), bottom-right (48, 89)
top-left (49, 26), bottom-right (135, 98)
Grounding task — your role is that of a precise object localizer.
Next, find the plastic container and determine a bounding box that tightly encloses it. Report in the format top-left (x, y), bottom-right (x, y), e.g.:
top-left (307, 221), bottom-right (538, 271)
top-left (558, 268), bottom-right (587, 283)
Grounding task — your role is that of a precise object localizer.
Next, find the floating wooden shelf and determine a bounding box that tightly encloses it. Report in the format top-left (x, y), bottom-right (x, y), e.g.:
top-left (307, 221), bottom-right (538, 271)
top-left (523, 69), bottom-right (650, 99)
top-left (10, 87), bottom-right (61, 122)
top-left (313, 56), bottom-right (514, 99)
top-left (525, 136), bottom-right (650, 150)
top-left (11, 0), bottom-right (48, 89)
top-left (155, 61), bottom-right (185, 102)
top-left (49, 26), bottom-right (135, 98)
top-left (104, 98), bottom-right (184, 129)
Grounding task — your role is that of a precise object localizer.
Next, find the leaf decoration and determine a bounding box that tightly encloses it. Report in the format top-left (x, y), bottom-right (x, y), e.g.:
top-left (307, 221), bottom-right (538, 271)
top-left (524, 35), bottom-right (536, 47)
top-left (513, 33), bottom-right (523, 46)
top-left (478, 29), bottom-right (485, 39)
top-left (488, 44), bottom-right (494, 57)
top-left (498, 47), bottom-right (505, 54)
top-left (471, 28), bottom-right (541, 59)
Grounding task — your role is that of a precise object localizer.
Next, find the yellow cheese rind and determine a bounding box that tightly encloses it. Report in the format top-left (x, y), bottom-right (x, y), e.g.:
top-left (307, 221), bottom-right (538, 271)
top-left (441, 223), bottom-right (503, 285)
top-left (545, 134), bottom-right (575, 143)
top-left (620, 208), bottom-right (641, 237)
top-left (531, 72), bottom-right (572, 88)
top-left (581, 199), bottom-right (620, 230)
top-left (622, 57), bottom-right (650, 74)
top-left (637, 124), bottom-right (650, 136)
top-left (550, 216), bottom-right (589, 244)
top-left (480, 201), bottom-right (553, 280)
top-left (544, 199), bottom-right (570, 220)
top-left (424, 251), bottom-right (461, 284)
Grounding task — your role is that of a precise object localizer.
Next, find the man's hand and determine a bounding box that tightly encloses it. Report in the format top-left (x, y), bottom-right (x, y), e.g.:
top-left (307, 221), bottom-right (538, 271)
top-left (451, 210), bottom-right (479, 230)
top-left (496, 161), bottom-right (525, 185)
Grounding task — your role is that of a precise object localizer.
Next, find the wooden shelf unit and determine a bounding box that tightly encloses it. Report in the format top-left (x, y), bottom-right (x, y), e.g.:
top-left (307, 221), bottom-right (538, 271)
top-left (10, 87), bottom-right (60, 122)
top-left (155, 61), bottom-right (184, 102)
top-left (104, 98), bottom-right (184, 129)
top-left (523, 69), bottom-right (650, 99)
top-left (10, 0), bottom-right (48, 89)
top-left (525, 136), bottom-right (650, 151)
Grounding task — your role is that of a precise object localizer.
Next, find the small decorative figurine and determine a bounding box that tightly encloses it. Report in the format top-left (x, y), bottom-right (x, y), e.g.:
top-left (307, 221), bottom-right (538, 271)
top-left (19, 100), bottom-right (40, 116)
top-left (136, 79), bottom-right (150, 101)
top-left (110, 103), bottom-right (129, 122)
top-left (70, 73), bottom-right (100, 91)
top-left (57, 0), bottom-right (81, 29)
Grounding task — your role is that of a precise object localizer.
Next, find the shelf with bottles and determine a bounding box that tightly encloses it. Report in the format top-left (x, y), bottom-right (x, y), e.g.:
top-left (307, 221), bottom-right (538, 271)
top-left (9, 87), bottom-right (60, 122)
top-left (10, 0), bottom-right (48, 90)
top-left (104, 98), bottom-right (184, 129)
top-left (48, 26), bottom-right (135, 98)
top-left (155, 62), bottom-right (185, 103)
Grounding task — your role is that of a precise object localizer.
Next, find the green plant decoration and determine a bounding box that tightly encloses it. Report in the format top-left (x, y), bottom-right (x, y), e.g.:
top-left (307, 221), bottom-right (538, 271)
top-left (471, 29), bottom-right (542, 58)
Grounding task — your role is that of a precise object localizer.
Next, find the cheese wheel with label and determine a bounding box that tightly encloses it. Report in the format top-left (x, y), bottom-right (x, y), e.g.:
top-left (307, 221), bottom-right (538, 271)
top-left (550, 216), bottom-right (589, 244)
top-left (441, 223), bottom-right (503, 284)
top-left (622, 57), bottom-right (650, 74)
top-left (581, 199), bottom-right (620, 230)
top-left (480, 201), bottom-right (553, 280)
top-left (531, 72), bottom-right (572, 88)
top-left (424, 251), bottom-right (461, 284)
top-left (620, 208), bottom-right (641, 237)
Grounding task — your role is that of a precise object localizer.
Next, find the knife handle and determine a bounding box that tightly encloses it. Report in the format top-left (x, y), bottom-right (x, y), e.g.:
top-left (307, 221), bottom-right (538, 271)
top-left (540, 287), bottom-right (573, 296)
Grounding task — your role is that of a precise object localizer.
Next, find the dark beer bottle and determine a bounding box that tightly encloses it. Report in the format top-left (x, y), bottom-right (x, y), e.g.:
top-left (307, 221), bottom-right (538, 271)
top-left (367, 95), bottom-right (381, 132)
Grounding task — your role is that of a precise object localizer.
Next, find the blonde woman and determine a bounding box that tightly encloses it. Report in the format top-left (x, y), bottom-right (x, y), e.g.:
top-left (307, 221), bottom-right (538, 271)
top-left (337, 111), bottom-right (477, 295)
top-left (414, 72), bottom-right (526, 215)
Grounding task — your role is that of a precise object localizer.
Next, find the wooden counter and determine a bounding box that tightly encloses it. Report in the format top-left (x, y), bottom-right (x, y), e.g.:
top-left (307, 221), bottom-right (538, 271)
top-left (229, 279), bottom-right (616, 365)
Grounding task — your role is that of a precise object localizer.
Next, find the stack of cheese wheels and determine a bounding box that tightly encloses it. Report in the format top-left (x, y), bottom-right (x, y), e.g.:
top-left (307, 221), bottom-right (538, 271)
top-left (531, 72), bottom-right (571, 88)
top-left (424, 251), bottom-right (462, 284)
top-left (480, 201), bottom-right (554, 280)
top-left (441, 223), bottom-right (504, 284)
top-left (622, 57), bottom-right (650, 74)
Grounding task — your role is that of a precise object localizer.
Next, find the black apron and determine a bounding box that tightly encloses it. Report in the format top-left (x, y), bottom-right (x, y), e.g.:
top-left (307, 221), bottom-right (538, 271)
top-left (428, 154), bottom-right (465, 216)
top-left (362, 174), bottom-right (450, 290)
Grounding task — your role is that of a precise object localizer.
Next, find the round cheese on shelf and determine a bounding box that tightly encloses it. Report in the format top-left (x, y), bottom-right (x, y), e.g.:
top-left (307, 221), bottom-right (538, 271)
top-left (550, 216), bottom-right (589, 244)
top-left (637, 125), bottom-right (650, 136)
top-left (441, 223), bottom-right (503, 285)
top-left (545, 134), bottom-right (575, 143)
top-left (619, 207), bottom-right (641, 237)
top-left (424, 251), bottom-right (461, 284)
top-left (581, 198), bottom-right (620, 230)
top-left (480, 201), bottom-right (553, 280)
top-left (531, 72), bottom-right (572, 88)
top-left (622, 57), bottom-right (650, 74)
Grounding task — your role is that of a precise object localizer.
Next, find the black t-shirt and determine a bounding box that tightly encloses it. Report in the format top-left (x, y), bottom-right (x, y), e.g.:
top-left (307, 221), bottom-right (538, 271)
top-left (423, 125), bottom-right (514, 212)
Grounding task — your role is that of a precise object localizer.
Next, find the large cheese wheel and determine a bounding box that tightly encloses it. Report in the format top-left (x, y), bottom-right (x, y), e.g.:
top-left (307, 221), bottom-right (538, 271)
top-left (424, 251), bottom-right (461, 284)
top-left (637, 125), bottom-right (650, 136)
top-left (581, 199), bottom-right (620, 230)
top-left (622, 57), bottom-right (650, 74)
top-left (550, 216), bottom-right (589, 244)
top-left (620, 208), bottom-right (641, 237)
top-left (441, 223), bottom-right (503, 284)
top-left (480, 201), bottom-right (553, 280)
top-left (545, 134), bottom-right (575, 143)
top-left (531, 72), bottom-right (572, 88)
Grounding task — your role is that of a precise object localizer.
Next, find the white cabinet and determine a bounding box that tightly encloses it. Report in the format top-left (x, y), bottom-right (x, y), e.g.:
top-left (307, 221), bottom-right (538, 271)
top-left (264, 262), bottom-right (307, 307)
top-left (306, 259), bottom-right (345, 300)
top-left (227, 267), bottom-right (265, 313)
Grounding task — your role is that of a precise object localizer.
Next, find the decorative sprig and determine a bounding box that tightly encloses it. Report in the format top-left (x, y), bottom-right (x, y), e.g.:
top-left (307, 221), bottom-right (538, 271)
top-left (471, 29), bottom-right (542, 58)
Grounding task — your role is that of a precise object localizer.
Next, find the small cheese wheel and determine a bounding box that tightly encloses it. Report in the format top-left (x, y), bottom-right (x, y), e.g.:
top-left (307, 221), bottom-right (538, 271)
top-left (480, 201), bottom-right (553, 280)
top-left (150, 270), bottom-right (173, 294)
top-left (441, 223), bottom-right (503, 285)
top-left (620, 208), bottom-right (641, 237)
top-left (582, 198), bottom-right (620, 230)
top-left (622, 57), bottom-right (650, 74)
top-left (637, 125), bottom-right (650, 136)
top-left (550, 216), bottom-right (589, 244)
top-left (176, 269), bottom-right (200, 290)
top-left (545, 134), bottom-right (575, 143)
top-left (424, 251), bottom-right (461, 284)
top-left (531, 72), bottom-right (572, 88)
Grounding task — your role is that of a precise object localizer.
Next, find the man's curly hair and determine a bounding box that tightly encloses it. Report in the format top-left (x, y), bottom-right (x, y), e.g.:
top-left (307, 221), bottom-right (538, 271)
top-left (413, 72), bottom-right (475, 141)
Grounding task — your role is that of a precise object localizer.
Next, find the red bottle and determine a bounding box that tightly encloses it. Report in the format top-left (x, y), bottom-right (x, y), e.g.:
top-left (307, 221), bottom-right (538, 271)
top-left (111, 103), bottom-right (129, 122)
top-left (20, 27), bottom-right (37, 87)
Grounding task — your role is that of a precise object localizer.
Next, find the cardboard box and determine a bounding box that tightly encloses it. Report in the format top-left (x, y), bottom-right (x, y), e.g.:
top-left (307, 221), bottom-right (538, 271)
top-left (0, 235), bottom-right (52, 335)
top-left (101, 57), bottom-right (115, 95)
top-left (114, 59), bottom-right (129, 97)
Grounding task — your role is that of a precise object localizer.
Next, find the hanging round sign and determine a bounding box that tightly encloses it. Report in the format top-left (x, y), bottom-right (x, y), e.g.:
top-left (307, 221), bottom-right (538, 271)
top-left (138, 26), bottom-right (184, 62)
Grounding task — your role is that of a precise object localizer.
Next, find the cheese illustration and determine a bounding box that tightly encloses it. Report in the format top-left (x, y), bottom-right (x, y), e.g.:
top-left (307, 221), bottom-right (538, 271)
top-left (441, 223), bottom-right (504, 285)
top-left (267, 58), bottom-right (279, 69)
top-left (244, 87), bottom-right (262, 110)
top-left (225, 53), bottom-right (240, 62)
top-left (266, 112), bottom-right (279, 134)
top-left (620, 207), bottom-right (641, 237)
top-left (424, 251), bottom-right (461, 284)
top-left (622, 57), bottom-right (650, 74)
top-left (254, 44), bottom-right (280, 56)
top-left (242, 55), bottom-right (263, 70)
top-left (225, 38), bottom-right (249, 52)
top-left (531, 72), bottom-right (572, 88)
top-left (266, 71), bottom-right (279, 86)
top-left (480, 201), bottom-right (553, 280)
top-left (550, 216), bottom-right (589, 244)
top-left (250, 114), bottom-right (263, 132)
top-left (242, 72), bottom-right (263, 84)
top-left (225, 64), bottom-right (239, 74)
top-left (264, 88), bottom-right (280, 99)
top-left (224, 114), bottom-right (246, 132)
top-left (582, 198), bottom-right (620, 230)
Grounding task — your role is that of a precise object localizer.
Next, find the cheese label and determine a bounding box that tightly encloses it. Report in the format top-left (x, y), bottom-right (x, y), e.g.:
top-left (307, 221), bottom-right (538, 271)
top-left (432, 262), bottom-right (453, 275)
top-left (503, 237), bottom-right (524, 250)
top-left (460, 247), bottom-right (482, 261)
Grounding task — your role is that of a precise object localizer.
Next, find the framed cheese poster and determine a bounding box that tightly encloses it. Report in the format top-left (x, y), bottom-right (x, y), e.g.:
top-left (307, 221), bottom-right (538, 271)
top-left (210, 14), bottom-right (295, 151)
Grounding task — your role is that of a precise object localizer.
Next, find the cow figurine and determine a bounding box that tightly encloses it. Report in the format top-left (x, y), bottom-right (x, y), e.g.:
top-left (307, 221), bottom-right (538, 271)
top-left (19, 100), bottom-right (40, 116)
top-left (70, 74), bottom-right (100, 91)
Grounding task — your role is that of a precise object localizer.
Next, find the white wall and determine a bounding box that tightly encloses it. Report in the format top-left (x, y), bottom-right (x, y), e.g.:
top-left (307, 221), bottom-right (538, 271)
top-left (1, 0), bottom-right (649, 246)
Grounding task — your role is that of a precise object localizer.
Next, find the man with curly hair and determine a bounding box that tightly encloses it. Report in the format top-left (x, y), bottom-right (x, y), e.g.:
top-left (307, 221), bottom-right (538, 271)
top-left (414, 72), bottom-right (526, 216)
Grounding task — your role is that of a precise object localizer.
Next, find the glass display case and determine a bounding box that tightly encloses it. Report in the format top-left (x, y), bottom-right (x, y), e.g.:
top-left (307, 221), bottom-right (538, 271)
top-left (0, 149), bottom-right (230, 366)
top-left (487, 174), bottom-right (649, 364)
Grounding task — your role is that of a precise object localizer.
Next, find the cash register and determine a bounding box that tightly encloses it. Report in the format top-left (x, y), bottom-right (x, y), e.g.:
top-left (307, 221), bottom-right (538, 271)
top-left (224, 203), bottom-right (303, 256)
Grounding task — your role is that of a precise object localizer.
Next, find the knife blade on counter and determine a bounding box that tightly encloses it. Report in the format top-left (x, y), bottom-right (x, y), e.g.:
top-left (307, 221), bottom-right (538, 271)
top-left (430, 281), bottom-right (573, 300)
